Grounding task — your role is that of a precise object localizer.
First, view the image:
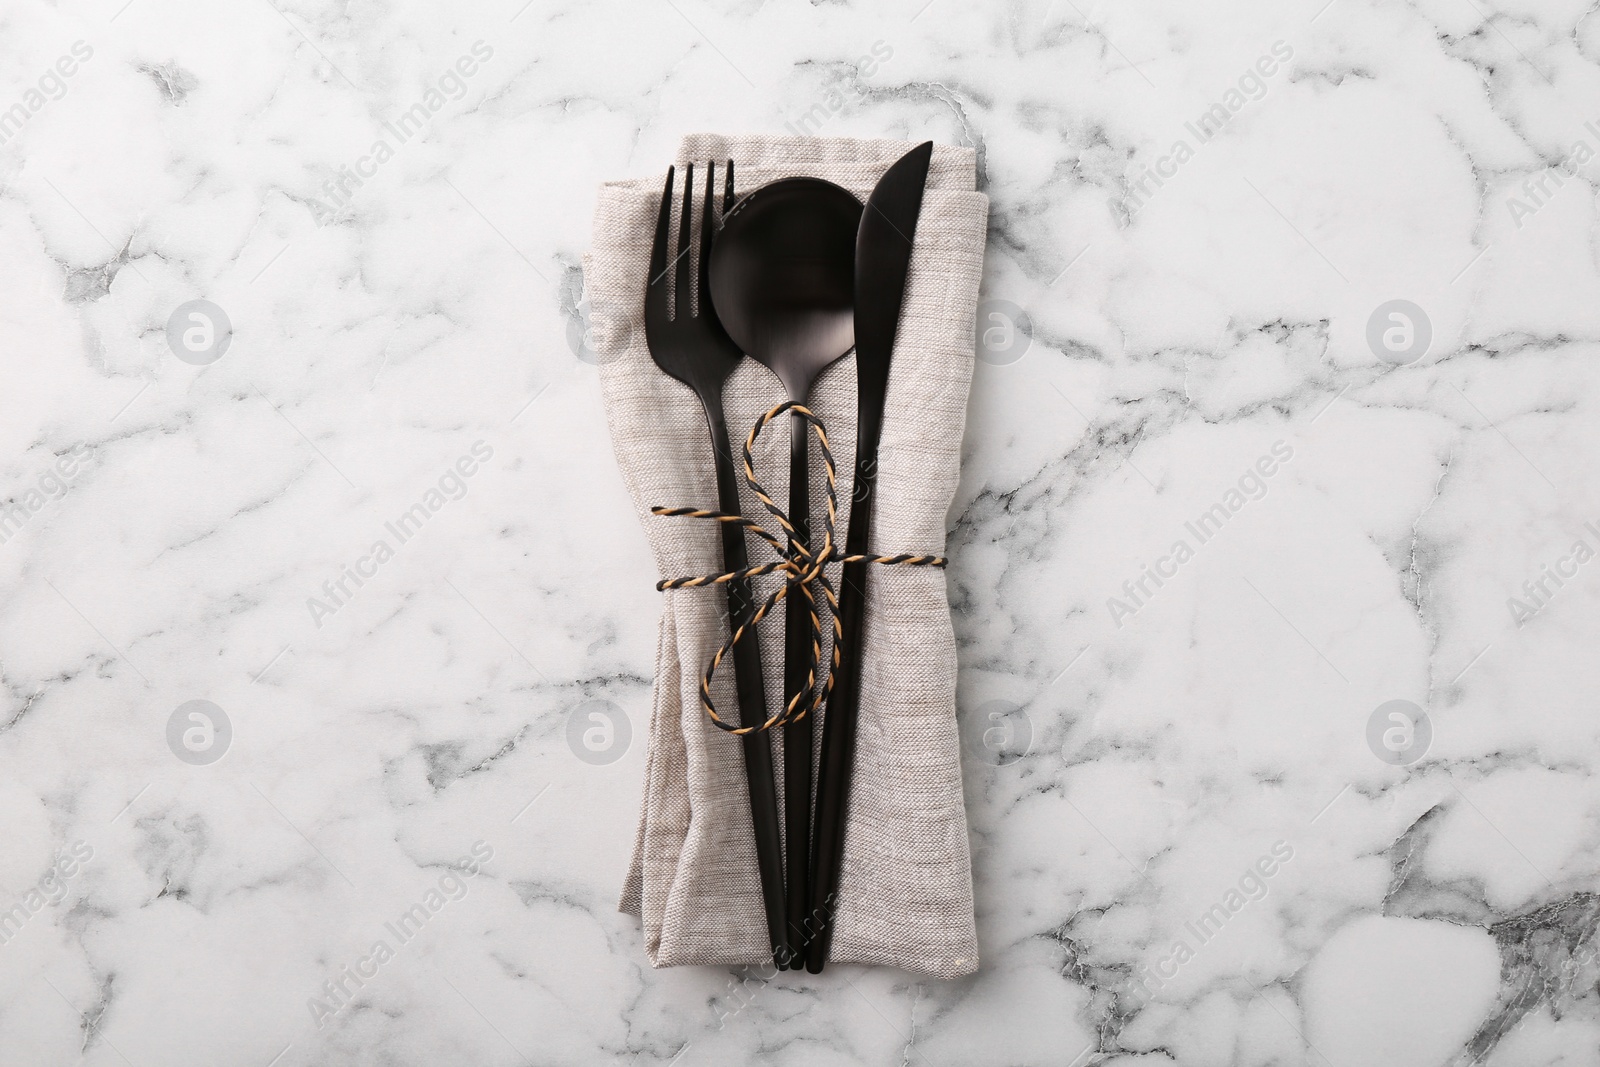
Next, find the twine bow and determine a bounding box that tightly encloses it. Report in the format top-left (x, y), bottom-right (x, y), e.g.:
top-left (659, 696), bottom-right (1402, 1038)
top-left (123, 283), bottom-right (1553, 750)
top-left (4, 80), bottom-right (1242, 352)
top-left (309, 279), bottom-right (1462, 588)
top-left (652, 401), bottom-right (947, 735)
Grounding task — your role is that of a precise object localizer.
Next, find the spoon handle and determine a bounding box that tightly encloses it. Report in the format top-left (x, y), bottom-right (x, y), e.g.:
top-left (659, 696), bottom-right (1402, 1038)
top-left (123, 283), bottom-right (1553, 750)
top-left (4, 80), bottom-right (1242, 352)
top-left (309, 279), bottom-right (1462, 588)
top-left (783, 410), bottom-right (814, 966)
top-left (704, 394), bottom-right (790, 969)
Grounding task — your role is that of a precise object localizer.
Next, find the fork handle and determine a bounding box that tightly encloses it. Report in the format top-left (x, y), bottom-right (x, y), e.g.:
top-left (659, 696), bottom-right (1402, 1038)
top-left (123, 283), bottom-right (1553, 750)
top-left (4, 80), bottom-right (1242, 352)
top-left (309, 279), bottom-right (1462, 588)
top-left (703, 396), bottom-right (791, 969)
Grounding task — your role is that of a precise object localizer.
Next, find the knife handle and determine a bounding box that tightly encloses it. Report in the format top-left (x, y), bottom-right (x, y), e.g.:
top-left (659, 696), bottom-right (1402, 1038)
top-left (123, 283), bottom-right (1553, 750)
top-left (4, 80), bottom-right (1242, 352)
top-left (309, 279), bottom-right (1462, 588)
top-left (704, 396), bottom-right (791, 969)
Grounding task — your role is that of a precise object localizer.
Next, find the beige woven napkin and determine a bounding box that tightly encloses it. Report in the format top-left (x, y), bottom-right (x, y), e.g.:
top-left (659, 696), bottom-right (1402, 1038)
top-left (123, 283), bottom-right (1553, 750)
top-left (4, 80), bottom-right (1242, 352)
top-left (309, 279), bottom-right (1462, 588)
top-left (583, 134), bottom-right (987, 978)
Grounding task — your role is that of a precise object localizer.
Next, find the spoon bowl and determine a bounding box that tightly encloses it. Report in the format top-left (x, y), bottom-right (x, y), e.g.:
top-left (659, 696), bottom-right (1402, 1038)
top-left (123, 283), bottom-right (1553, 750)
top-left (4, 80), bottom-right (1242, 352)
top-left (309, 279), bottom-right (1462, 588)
top-left (709, 177), bottom-right (861, 397)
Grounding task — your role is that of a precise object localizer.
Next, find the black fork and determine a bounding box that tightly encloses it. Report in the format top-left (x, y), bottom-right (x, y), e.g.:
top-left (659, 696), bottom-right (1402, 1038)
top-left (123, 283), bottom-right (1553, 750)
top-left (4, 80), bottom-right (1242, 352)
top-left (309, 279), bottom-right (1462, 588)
top-left (643, 161), bottom-right (791, 969)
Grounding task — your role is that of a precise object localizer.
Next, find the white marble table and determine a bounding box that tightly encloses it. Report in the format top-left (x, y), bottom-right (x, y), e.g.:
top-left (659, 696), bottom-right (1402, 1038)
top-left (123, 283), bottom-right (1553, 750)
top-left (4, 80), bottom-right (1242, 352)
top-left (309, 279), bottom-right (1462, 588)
top-left (1, 0), bottom-right (1598, 1064)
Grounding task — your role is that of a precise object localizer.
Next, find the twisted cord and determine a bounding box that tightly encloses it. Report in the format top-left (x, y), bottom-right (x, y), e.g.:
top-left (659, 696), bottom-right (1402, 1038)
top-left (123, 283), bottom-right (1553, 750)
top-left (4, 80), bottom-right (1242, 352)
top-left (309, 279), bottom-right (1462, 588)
top-left (652, 401), bottom-right (946, 735)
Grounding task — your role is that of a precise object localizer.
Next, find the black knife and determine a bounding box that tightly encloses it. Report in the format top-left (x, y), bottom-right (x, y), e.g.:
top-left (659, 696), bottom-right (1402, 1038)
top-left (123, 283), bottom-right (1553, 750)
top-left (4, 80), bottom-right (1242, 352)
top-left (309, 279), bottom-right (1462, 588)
top-left (805, 141), bottom-right (934, 973)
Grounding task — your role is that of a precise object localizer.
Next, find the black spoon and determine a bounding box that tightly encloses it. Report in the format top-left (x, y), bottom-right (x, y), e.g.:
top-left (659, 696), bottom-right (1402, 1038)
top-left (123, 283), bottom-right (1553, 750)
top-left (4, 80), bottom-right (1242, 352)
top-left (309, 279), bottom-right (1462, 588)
top-left (709, 176), bottom-right (862, 967)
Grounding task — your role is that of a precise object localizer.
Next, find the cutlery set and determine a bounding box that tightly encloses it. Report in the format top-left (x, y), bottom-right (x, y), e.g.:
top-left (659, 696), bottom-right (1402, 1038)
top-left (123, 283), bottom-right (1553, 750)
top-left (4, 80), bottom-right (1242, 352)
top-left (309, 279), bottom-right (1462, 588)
top-left (644, 142), bottom-right (935, 972)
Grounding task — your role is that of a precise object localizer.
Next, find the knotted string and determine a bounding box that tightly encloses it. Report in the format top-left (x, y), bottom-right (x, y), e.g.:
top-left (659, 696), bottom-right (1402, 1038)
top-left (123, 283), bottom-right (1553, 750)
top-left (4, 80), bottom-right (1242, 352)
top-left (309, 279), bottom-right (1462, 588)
top-left (652, 400), bottom-right (947, 735)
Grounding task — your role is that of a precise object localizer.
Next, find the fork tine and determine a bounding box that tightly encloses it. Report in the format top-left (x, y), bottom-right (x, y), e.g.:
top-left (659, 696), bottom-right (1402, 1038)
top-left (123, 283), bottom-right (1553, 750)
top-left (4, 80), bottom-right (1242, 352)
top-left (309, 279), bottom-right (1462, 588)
top-left (698, 161), bottom-right (716, 314)
top-left (724, 159), bottom-right (735, 214)
top-left (676, 161), bottom-right (695, 320)
top-left (646, 166), bottom-right (674, 322)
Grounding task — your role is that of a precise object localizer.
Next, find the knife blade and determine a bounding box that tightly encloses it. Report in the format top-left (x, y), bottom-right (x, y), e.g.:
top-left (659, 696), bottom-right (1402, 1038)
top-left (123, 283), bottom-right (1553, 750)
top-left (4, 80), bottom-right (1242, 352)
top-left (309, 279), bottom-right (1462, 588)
top-left (805, 141), bottom-right (934, 973)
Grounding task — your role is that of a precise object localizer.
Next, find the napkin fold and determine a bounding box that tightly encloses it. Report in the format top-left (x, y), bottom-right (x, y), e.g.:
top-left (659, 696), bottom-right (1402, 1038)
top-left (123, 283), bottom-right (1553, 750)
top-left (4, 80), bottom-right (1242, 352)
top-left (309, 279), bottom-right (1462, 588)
top-left (583, 134), bottom-right (987, 978)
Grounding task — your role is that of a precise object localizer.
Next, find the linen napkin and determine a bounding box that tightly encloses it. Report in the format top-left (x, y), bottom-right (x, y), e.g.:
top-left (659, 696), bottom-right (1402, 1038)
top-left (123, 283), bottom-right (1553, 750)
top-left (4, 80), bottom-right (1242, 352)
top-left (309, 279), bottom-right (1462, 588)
top-left (583, 134), bottom-right (987, 978)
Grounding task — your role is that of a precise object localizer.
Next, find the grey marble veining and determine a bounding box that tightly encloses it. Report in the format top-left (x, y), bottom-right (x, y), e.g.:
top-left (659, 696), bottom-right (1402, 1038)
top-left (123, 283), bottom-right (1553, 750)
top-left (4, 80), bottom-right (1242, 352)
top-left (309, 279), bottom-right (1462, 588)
top-left (1, 0), bottom-right (1598, 1064)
